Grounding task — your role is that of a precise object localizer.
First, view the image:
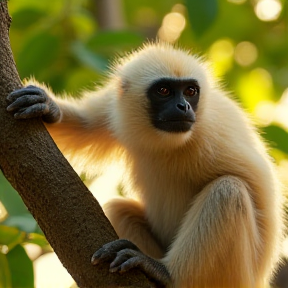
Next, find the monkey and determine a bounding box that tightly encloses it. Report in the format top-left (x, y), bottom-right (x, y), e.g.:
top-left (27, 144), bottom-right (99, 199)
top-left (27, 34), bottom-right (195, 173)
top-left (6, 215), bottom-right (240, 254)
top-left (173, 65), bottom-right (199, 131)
top-left (7, 43), bottom-right (284, 288)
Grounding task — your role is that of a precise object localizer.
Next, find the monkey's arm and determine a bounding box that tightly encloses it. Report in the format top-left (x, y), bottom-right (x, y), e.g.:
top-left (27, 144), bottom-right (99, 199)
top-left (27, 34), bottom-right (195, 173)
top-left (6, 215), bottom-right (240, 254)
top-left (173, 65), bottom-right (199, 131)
top-left (7, 83), bottom-right (120, 165)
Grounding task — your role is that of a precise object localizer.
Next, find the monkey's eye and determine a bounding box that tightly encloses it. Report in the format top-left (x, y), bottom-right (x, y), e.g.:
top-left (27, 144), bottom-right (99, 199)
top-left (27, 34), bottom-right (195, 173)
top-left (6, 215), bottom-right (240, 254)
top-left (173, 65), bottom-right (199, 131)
top-left (157, 87), bottom-right (170, 96)
top-left (184, 86), bottom-right (198, 97)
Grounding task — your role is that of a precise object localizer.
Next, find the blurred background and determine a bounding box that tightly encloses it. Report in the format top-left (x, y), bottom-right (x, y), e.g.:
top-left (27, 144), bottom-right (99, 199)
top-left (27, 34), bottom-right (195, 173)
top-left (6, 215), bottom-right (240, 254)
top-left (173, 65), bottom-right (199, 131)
top-left (0, 0), bottom-right (288, 287)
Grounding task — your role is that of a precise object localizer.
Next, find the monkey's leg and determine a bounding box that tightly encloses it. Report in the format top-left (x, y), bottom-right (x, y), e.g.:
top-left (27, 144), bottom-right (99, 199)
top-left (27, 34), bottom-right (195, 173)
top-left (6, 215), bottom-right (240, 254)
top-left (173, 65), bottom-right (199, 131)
top-left (103, 198), bottom-right (165, 259)
top-left (164, 175), bottom-right (262, 288)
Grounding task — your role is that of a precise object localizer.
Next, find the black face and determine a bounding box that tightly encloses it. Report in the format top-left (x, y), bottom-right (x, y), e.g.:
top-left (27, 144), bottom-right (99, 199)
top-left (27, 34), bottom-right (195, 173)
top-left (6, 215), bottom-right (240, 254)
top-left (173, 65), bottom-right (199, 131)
top-left (146, 78), bottom-right (200, 133)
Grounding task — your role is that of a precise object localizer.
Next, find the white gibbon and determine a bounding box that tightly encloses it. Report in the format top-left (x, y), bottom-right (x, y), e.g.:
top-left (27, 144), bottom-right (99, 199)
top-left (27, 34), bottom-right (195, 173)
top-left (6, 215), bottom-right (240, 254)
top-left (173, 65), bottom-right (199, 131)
top-left (7, 43), bottom-right (284, 288)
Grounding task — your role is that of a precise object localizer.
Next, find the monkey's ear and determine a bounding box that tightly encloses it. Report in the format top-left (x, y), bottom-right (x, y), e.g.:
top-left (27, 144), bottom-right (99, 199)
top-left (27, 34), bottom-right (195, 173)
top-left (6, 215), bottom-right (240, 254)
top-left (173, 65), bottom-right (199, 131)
top-left (121, 80), bottom-right (130, 92)
top-left (116, 78), bottom-right (130, 98)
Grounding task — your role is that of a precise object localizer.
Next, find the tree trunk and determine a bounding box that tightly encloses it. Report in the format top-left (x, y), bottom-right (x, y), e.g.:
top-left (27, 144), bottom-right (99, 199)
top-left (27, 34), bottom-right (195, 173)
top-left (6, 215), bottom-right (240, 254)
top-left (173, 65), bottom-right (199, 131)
top-left (93, 0), bottom-right (125, 30)
top-left (0, 2), bottom-right (154, 287)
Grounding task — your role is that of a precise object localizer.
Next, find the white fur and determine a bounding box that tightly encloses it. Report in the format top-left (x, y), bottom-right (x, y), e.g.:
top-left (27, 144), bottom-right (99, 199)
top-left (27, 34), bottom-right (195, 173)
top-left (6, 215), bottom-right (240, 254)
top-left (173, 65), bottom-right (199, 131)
top-left (26, 43), bottom-right (284, 288)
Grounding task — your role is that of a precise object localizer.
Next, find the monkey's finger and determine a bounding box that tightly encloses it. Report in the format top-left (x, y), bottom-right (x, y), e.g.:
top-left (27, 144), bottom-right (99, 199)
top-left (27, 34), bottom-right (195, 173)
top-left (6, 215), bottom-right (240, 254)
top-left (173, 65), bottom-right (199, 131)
top-left (109, 249), bottom-right (137, 269)
top-left (92, 239), bottom-right (138, 261)
top-left (120, 257), bottom-right (171, 285)
top-left (7, 86), bottom-right (46, 102)
top-left (109, 266), bottom-right (121, 273)
top-left (7, 94), bottom-right (46, 112)
top-left (14, 103), bottom-right (49, 119)
top-left (91, 239), bottom-right (140, 265)
top-left (118, 257), bottom-right (141, 273)
top-left (104, 239), bottom-right (139, 252)
top-left (91, 249), bottom-right (117, 265)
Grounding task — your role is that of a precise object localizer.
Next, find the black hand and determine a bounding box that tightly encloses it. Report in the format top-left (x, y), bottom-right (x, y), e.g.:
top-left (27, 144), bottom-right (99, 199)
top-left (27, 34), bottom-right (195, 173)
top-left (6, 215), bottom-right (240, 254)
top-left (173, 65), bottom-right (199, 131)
top-left (7, 85), bottom-right (61, 123)
top-left (91, 239), bottom-right (171, 286)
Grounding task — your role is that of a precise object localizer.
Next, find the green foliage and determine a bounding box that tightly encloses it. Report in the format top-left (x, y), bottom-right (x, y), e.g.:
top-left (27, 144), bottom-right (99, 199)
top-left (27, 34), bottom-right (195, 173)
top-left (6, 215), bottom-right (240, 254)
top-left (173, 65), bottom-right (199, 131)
top-left (6, 245), bottom-right (34, 288)
top-left (0, 172), bottom-right (49, 288)
top-left (262, 125), bottom-right (288, 155)
top-left (0, 226), bottom-right (41, 288)
top-left (0, 252), bottom-right (11, 288)
top-left (0, 174), bottom-right (39, 233)
top-left (11, 8), bottom-right (47, 30)
top-left (17, 32), bottom-right (61, 78)
top-left (184, 0), bottom-right (218, 37)
top-left (1, 0), bottom-right (288, 287)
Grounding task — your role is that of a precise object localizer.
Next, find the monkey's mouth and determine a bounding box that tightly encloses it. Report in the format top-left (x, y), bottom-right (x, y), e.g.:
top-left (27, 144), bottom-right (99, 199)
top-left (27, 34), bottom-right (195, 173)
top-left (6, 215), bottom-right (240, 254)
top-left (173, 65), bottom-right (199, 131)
top-left (154, 119), bottom-right (194, 133)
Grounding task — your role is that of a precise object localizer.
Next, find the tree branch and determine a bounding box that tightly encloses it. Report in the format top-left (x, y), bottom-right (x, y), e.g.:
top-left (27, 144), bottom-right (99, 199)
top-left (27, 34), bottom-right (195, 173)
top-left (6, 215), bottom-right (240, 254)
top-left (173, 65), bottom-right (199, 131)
top-left (0, 2), bottom-right (154, 287)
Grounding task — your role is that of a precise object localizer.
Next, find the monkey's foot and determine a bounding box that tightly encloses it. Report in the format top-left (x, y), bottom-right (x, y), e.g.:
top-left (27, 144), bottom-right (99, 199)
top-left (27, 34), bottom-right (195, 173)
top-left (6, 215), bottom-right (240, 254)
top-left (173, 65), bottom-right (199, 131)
top-left (91, 239), bottom-right (171, 286)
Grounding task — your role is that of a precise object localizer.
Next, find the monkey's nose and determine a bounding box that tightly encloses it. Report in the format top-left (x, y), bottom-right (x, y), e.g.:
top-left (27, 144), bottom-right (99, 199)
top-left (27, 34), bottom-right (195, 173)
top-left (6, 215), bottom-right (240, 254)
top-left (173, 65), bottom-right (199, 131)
top-left (177, 102), bottom-right (191, 113)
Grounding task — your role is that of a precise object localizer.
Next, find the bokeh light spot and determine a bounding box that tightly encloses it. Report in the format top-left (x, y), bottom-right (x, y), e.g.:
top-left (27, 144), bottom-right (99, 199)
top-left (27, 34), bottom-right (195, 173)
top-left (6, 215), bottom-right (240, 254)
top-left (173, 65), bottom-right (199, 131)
top-left (158, 4), bottom-right (186, 43)
top-left (208, 39), bottom-right (234, 76)
top-left (234, 41), bottom-right (258, 67)
top-left (227, 0), bottom-right (247, 4)
top-left (255, 0), bottom-right (282, 22)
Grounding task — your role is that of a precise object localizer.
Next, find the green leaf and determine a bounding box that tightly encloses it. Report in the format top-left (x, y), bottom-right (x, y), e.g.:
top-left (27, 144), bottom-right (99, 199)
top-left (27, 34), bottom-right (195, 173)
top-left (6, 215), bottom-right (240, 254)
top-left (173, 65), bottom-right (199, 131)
top-left (3, 215), bottom-right (38, 233)
top-left (11, 8), bottom-right (47, 30)
top-left (0, 173), bottom-right (29, 216)
top-left (0, 226), bottom-right (25, 252)
top-left (8, 0), bottom-right (63, 14)
top-left (65, 67), bottom-right (101, 93)
top-left (0, 252), bottom-right (12, 288)
top-left (16, 31), bottom-right (60, 78)
top-left (261, 125), bottom-right (288, 155)
top-left (0, 173), bottom-right (39, 233)
top-left (185, 0), bottom-right (218, 37)
top-left (7, 245), bottom-right (34, 288)
top-left (71, 41), bottom-right (108, 72)
top-left (86, 31), bottom-right (144, 56)
top-left (26, 233), bottom-right (49, 248)
top-left (87, 31), bottom-right (143, 47)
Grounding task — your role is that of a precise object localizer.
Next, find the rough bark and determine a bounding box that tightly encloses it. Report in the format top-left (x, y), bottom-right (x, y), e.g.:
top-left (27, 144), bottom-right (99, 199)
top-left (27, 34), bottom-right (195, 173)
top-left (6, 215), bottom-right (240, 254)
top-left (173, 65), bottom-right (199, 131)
top-left (0, 2), bottom-right (154, 287)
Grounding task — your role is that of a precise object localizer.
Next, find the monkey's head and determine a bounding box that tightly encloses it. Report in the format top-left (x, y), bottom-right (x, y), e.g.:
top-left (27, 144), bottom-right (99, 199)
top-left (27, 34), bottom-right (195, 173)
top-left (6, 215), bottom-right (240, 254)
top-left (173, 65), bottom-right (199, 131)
top-left (111, 43), bottom-right (213, 151)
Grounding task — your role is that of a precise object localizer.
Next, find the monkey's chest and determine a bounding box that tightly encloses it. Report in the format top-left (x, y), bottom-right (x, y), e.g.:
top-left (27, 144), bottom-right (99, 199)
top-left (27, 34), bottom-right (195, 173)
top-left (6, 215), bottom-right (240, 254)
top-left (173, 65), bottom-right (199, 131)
top-left (130, 155), bottom-right (198, 249)
top-left (141, 177), bottom-right (195, 250)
